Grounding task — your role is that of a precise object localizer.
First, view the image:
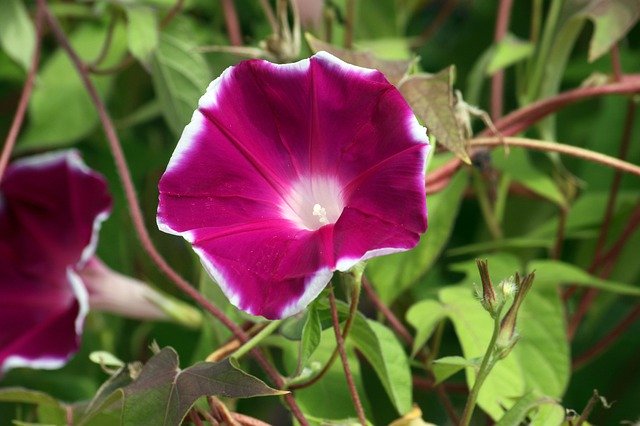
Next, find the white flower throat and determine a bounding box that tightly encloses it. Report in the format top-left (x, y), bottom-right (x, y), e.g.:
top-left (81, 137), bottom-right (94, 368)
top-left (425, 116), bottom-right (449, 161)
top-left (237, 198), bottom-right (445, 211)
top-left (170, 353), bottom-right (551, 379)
top-left (282, 176), bottom-right (345, 231)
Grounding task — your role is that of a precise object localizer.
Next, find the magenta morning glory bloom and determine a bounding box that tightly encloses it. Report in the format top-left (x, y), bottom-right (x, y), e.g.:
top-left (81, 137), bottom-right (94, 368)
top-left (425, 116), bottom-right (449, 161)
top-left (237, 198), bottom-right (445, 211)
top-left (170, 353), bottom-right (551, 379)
top-left (157, 52), bottom-right (429, 319)
top-left (0, 151), bottom-right (111, 373)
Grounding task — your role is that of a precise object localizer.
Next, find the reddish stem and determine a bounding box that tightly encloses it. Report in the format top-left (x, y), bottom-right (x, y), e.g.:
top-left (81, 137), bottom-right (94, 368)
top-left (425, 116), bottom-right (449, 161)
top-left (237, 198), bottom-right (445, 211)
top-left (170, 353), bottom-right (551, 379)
top-left (362, 277), bottom-right (413, 345)
top-left (483, 75), bottom-right (640, 138)
top-left (0, 6), bottom-right (44, 182)
top-left (221, 0), bottom-right (242, 46)
top-left (329, 286), bottom-right (367, 426)
top-left (490, 0), bottom-right (514, 119)
top-left (567, 101), bottom-right (638, 340)
top-left (611, 44), bottom-right (623, 82)
top-left (573, 304), bottom-right (640, 370)
top-left (40, 5), bottom-right (307, 423)
top-left (426, 75), bottom-right (640, 194)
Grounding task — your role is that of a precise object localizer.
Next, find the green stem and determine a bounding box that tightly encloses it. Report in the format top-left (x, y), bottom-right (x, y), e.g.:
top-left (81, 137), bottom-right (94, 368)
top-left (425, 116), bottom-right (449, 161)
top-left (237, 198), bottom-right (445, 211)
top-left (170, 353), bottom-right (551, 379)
top-left (472, 170), bottom-right (503, 240)
top-left (231, 320), bottom-right (283, 360)
top-left (459, 308), bottom-right (503, 426)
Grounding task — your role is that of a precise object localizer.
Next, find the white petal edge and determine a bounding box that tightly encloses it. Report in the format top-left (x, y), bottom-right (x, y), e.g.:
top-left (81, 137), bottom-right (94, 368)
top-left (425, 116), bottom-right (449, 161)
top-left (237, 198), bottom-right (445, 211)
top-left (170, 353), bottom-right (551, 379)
top-left (195, 245), bottom-right (332, 319)
top-left (0, 269), bottom-right (87, 374)
top-left (67, 268), bottom-right (89, 336)
top-left (2, 355), bottom-right (70, 374)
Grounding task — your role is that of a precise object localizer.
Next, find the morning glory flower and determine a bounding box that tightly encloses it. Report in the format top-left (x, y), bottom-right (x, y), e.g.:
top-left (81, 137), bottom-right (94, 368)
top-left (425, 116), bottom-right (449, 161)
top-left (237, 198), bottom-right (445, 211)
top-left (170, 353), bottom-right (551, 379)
top-left (0, 151), bottom-right (111, 373)
top-left (0, 151), bottom-right (200, 375)
top-left (157, 52), bottom-right (429, 319)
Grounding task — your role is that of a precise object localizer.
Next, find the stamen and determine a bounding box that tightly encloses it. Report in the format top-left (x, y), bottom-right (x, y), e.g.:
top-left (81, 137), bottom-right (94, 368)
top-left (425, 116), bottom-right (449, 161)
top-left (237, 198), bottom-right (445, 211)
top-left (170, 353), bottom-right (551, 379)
top-left (312, 203), bottom-right (329, 225)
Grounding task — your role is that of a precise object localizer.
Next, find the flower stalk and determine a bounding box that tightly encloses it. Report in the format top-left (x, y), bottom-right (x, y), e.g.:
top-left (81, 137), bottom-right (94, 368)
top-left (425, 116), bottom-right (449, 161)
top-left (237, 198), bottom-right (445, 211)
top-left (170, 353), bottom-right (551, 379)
top-left (460, 262), bottom-right (536, 426)
top-left (231, 320), bottom-right (284, 360)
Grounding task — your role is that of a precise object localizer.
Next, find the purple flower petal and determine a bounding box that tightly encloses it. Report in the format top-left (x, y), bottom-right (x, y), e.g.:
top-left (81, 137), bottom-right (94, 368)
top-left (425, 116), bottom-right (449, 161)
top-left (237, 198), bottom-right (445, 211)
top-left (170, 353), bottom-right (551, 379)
top-left (158, 52), bottom-right (429, 319)
top-left (0, 151), bottom-right (111, 373)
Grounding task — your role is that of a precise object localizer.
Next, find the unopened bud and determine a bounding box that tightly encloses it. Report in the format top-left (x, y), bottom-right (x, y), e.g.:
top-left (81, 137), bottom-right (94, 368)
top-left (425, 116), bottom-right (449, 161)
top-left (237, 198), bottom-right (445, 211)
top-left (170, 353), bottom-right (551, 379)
top-left (476, 259), bottom-right (498, 317)
top-left (496, 271), bottom-right (535, 356)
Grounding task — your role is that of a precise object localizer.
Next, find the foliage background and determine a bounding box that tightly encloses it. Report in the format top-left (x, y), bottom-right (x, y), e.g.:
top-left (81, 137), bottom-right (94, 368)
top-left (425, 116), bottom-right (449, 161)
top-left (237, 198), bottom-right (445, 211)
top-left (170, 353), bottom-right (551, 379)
top-left (0, 0), bottom-right (639, 424)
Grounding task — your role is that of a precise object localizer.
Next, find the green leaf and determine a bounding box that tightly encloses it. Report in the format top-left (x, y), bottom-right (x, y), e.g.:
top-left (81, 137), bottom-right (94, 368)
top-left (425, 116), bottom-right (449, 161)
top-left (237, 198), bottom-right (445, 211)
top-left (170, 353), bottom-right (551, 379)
top-left (492, 148), bottom-right (566, 207)
top-left (305, 33), bottom-right (413, 86)
top-left (151, 31), bottom-right (211, 137)
top-left (486, 34), bottom-right (534, 75)
top-left (431, 356), bottom-right (478, 385)
top-left (0, 0), bottom-right (35, 71)
top-left (440, 254), bottom-right (569, 419)
top-left (399, 67), bottom-right (471, 164)
top-left (494, 390), bottom-right (540, 426)
top-left (447, 237), bottom-right (553, 256)
top-left (349, 315), bottom-right (412, 415)
top-left (582, 0), bottom-right (640, 61)
top-left (366, 170), bottom-right (467, 304)
top-left (125, 5), bottom-right (159, 67)
top-left (0, 387), bottom-right (65, 408)
top-left (18, 23), bottom-right (127, 150)
top-left (118, 347), bottom-right (283, 426)
top-left (530, 402), bottom-right (566, 426)
top-left (526, 191), bottom-right (639, 239)
top-left (280, 330), bottom-right (372, 421)
top-left (77, 367), bottom-right (133, 425)
top-left (405, 299), bottom-right (447, 356)
top-left (528, 260), bottom-right (640, 296)
top-left (300, 304), bottom-right (322, 368)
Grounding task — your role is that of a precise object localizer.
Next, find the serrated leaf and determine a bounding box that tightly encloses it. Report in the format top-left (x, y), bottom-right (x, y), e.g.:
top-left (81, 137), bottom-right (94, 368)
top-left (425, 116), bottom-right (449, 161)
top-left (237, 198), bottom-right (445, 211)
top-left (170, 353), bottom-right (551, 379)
top-left (125, 5), bottom-right (159, 67)
top-left (0, 0), bottom-right (35, 71)
top-left (151, 32), bottom-right (211, 136)
top-left (305, 33), bottom-right (412, 86)
top-left (528, 260), bottom-right (640, 296)
top-left (486, 34), bottom-right (534, 75)
top-left (18, 23), bottom-right (127, 150)
top-left (367, 170), bottom-right (467, 304)
top-left (349, 314), bottom-right (412, 415)
top-left (405, 299), bottom-right (447, 356)
top-left (399, 68), bottom-right (471, 164)
top-left (440, 254), bottom-right (569, 419)
top-left (432, 356), bottom-right (478, 385)
top-left (582, 0), bottom-right (640, 61)
top-left (117, 347), bottom-right (283, 426)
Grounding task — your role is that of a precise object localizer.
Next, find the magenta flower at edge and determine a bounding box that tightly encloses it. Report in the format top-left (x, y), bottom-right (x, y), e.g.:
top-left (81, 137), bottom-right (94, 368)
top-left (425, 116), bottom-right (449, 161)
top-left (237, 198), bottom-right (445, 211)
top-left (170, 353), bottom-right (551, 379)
top-left (157, 52), bottom-right (429, 320)
top-left (0, 151), bottom-right (111, 373)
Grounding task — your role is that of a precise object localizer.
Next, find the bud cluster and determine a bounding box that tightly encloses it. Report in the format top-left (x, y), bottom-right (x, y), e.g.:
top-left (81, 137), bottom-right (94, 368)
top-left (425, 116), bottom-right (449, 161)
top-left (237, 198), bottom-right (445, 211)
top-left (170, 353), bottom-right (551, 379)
top-left (475, 259), bottom-right (536, 358)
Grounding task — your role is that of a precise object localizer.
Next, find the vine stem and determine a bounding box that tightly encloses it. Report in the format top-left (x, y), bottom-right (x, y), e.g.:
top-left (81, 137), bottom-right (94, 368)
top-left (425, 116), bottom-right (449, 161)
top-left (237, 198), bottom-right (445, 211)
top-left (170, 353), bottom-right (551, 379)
top-left (573, 304), bottom-right (640, 370)
top-left (566, 100), bottom-right (637, 339)
top-left (459, 309), bottom-right (503, 426)
top-left (289, 275), bottom-right (362, 390)
top-left (344, 0), bottom-right (356, 49)
top-left (221, 0), bottom-right (242, 46)
top-left (328, 285), bottom-right (367, 426)
top-left (426, 75), bottom-right (640, 192)
top-left (0, 4), bottom-right (44, 182)
top-left (470, 137), bottom-right (640, 177)
top-left (491, 0), bottom-right (514, 119)
top-left (39, 4), bottom-right (307, 424)
top-left (361, 277), bottom-right (413, 345)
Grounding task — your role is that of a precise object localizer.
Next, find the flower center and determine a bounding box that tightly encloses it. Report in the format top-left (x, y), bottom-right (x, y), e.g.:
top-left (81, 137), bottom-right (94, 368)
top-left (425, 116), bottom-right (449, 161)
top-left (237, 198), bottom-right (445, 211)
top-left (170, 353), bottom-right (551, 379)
top-left (282, 176), bottom-right (344, 231)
